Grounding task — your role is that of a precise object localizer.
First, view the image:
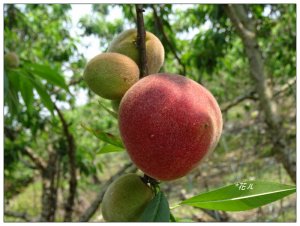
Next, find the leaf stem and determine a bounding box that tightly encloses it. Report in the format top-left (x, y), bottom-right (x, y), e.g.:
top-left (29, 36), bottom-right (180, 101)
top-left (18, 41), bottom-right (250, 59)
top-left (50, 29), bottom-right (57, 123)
top-left (170, 203), bottom-right (181, 210)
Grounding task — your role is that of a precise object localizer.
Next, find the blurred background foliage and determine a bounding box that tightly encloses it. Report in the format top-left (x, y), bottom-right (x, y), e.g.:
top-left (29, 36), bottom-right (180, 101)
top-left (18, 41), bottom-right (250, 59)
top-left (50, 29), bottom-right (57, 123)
top-left (3, 4), bottom-right (296, 222)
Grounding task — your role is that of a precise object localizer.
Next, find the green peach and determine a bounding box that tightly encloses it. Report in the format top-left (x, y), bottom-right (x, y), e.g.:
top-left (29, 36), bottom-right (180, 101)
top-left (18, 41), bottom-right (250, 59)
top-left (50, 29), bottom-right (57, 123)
top-left (108, 29), bottom-right (164, 74)
top-left (102, 173), bottom-right (153, 222)
top-left (83, 52), bottom-right (140, 100)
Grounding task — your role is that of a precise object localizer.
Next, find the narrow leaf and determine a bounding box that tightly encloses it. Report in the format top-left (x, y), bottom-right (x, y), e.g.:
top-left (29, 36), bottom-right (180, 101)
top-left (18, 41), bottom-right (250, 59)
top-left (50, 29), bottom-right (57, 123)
top-left (19, 71), bottom-right (34, 113)
top-left (31, 78), bottom-right (54, 113)
top-left (7, 69), bottom-right (21, 91)
top-left (181, 181), bottom-right (296, 212)
top-left (25, 62), bottom-right (68, 90)
top-left (139, 191), bottom-right (170, 222)
top-left (6, 84), bottom-right (20, 117)
top-left (5, 69), bottom-right (21, 117)
top-left (81, 123), bottom-right (124, 148)
top-left (4, 70), bottom-right (10, 99)
top-left (97, 144), bottom-right (124, 154)
top-left (98, 100), bottom-right (118, 119)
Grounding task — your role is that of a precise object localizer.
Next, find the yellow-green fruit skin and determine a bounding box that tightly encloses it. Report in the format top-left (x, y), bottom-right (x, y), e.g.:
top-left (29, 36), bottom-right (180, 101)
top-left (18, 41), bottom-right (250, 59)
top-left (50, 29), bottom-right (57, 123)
top-left (83, 52), bottom-right (140, 100)
top-left (4, 52), bottom-right (19, 68)
top-left (108, 29), bottom-right (165, 74)
top-left (102, 173), bottom-right (153, 222)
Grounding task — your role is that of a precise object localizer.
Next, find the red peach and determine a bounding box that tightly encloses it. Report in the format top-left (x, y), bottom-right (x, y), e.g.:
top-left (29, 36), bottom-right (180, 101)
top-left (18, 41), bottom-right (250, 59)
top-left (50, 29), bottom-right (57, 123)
top-left (119, 73), bottom-right (223, 181)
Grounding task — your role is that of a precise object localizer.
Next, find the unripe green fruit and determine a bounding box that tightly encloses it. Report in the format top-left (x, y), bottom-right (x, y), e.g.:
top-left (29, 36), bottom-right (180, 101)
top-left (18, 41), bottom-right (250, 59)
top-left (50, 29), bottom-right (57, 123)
top-left (4, 52), bottom-right (19, 68)
top-left (83, 52), bottom-right (140, 100)
top-left (108, 29), bottom-right (165, 74)
top-left (102, 173), bottom-right (153, 222)
top-left (111, 99), bottom-right (121, 112)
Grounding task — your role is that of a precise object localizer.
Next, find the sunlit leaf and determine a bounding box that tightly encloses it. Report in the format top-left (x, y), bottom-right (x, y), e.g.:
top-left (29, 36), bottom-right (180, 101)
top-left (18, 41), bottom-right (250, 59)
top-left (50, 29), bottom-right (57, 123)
top-left (81, 123), bottom-right (124, 148)
top-left (31, 78), bottom-right (54, 113)
top-left (18, 71), bottom-right (34, 114)
top-left (25, 62), bottom-right (69, 91)
top-left (98, 100), bottom-right (118, 119)
top-left (181, 181), bottom-right (296, 211)
top-left (97, 143), bottom-right (124, 154)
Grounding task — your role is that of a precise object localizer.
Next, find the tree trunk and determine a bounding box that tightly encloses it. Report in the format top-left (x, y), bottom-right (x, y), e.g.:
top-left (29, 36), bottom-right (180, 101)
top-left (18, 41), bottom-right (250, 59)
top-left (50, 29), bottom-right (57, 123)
top-left (54, 104), bottom-right (77, 222)
top-left (224, 4), bottom-right (296, 183)
top-left (40, 146), bottom-right (59, 221)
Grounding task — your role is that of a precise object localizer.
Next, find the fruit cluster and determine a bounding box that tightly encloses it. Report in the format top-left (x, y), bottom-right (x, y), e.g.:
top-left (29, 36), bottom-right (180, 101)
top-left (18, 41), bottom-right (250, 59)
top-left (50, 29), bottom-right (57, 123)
top-left (83, 29), bottom-right (164, 105)
top-left (83, 29), bottom-right (223, 222)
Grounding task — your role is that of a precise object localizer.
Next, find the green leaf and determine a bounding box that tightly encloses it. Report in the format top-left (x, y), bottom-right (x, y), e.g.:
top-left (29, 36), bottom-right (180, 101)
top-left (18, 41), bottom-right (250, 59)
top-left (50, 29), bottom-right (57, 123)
top-left (81, 123), bottom-right (124, 148)
top-left (25, 62), bottom-right (68, 91)
top-left (139, 191), bottom-right (170, 222)
top-left (19, 71), bottom-right (34, 114)
top-left (97, 144), bottom-right (124, 154)
top-left (5, 69), bottom-right (21, 117)
top-left (4, 70), bottom-right (10, 99)
top-left (169, 212), bottom-right (177, 222)
top-left (181, 181), bottom-right (296, 212)
top-left (7, 69), bottom-right (21, 91)
top-left (6, 84), bottom-right (20, 117)
top-left (98, 100), bottom-right (118, 119)
top-left (31, 78), bottom-right (54, 113)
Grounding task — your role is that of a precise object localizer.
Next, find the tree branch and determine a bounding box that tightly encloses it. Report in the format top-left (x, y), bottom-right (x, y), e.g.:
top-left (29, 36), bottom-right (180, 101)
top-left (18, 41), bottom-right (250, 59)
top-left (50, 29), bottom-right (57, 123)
top-left (224, 5), bottom-right (255, 40)
top-left (220, 77), bottom-right (295, 114)
top-left (135, 4), bottom-right (148, 77)
top-left (53, 103), bottom-right (77, 221)
top-left (23, 147), bottom-right (47, 171)
top-left (273, 76), bottom-right (296, 98)
top-left (4, 126), bottom-right (46, 171)
top-left (79, 163), bottom-right (136, 222)
top-left (151, 5), bottom-right (186, 76)
top-left (221, 89), bottom-right (257, 113)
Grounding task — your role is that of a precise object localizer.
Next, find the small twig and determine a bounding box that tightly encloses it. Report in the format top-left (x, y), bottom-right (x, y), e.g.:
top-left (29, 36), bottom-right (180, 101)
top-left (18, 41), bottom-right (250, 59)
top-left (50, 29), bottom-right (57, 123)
top-left (79, 163), bottom-right (136, 222)
top-left (52, 76), bottom-right (83, 95)
top-left (69, 77), bottom-right (83, 86)
top-left (135, 4), bottom-right (148, 77)
top-left (221, 89), bottom-right (257, 113)
top-left (273, 77), bottom-right (296, 98)
top-left (141, 174), bottom-right (160, 192)
top-left (220, 77), bottom-right (295, 114)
